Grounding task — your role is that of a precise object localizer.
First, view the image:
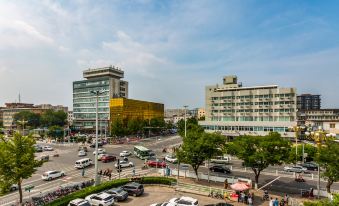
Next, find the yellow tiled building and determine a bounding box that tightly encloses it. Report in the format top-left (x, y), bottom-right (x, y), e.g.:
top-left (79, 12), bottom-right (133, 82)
top-left (109, 98), bottom-right (164, 122)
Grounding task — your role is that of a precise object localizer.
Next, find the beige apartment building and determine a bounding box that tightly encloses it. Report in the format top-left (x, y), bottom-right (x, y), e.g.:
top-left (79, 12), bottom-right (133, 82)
top-left (200, 75), bottom-right (297, 138)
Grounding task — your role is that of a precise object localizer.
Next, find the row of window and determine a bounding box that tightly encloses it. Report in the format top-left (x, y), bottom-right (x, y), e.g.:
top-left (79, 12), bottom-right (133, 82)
top-left (211, 109), bottom-right (295, 113)
top-left (211, 93), bottom-right (295, 100)
top-left (73, 108), bottom-right (109, 113)
top-left (73, 86), bottom-right (109, 93)
top-left (202, 125), bottom-right (289, 132)
top-left (212, 101), bottom-right (295, 106)
top-left (73, 97), bottom-right (110, 103)
top-left (74, 80), bottom-right (109, 88)
top-left (210, 116), bottom-right (294, 122)
top-left (73, 113), bottom-right (109, 119)
top-left (73, 102), bottom-right (109, 108)
top-left (73, 91), bottom-right (109, 98)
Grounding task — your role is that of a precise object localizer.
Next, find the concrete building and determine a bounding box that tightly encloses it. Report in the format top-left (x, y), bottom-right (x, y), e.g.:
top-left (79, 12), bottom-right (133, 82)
top-left (297, 94), bottom-right (321, 110)
top-left (68, 111), bottom-right (74, 126)
top-left (189, 108), bottom-right (206, 119)
top-left (110, 98), bottom-right (164, 123)
top-left (72, 66), bottom-right (128, 131)
top-left (198, 108), bottom-right (206, 119)
top-left (165, 109), bottom-right (186, 118)
top-left (1, 103), bottom-right (68, 129)
top-left (200, 75), bottom-right (297, 138)
top-left (298, 109), bottom-right (339, 137)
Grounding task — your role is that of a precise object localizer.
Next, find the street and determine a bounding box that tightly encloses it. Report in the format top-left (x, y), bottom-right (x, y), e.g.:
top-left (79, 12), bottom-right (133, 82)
top-left (0, 135), bottom-right (338, 205)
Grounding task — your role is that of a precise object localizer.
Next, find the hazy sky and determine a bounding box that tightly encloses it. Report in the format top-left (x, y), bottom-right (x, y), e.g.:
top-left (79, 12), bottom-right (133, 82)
top-left (1, 0), bottom-right (339, 109)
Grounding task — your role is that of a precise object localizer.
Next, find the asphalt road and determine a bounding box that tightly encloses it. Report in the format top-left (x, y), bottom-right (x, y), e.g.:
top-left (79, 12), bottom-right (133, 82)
top-left (0, 135), bottom-right (338, 205)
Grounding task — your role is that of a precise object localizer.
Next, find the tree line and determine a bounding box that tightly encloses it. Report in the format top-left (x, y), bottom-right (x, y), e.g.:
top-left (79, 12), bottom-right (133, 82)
top-left (176, 119), bottom-right (339, 193)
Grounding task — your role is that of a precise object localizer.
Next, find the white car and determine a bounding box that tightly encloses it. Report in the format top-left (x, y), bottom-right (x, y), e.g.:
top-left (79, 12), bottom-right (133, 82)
top-left (85, 192), bottom-right (115, 206)
top-left (41, 170), bottom-right (65, 181)
top-left (169, 196), bottom-right (199, 206)
top-left (114, 160), bottom-right (134, 168)
top-left (165, 154), bottom-right (177, 163)
top-left (43, 146), bottom-right (54, 151)
top-left (119, 151), bottom-right (131, 157)
top-left (78, 150), bottom-right (87, 157)
top-left (150, 203), bottom-right (176, 206)
top-left (93, 148), bottom-right (106, 155)
top-left (284, 165), bottom-right (307, 173)
top-left (10, 184), bottom-right (19, 191)
top-left (68, 198), bottom-right (91, 206)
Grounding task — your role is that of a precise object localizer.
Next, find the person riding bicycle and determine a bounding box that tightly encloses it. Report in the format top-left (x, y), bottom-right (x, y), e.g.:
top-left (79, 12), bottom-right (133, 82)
top-left (263, 190), bottom-right (269, 200)
top-left (296, 174), bottom-right (304, 182)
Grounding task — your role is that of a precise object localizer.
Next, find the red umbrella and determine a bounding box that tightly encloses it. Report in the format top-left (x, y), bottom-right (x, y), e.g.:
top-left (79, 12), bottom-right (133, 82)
top-left (230, 182), bottom-right (250, 191)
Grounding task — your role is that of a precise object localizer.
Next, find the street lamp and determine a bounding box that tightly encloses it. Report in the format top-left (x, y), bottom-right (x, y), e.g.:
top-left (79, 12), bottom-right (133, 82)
top-left (289, 126), bottom-right (304, 165)
top-left (90, 90), bottom-right (104, 186)
top-left (183, 105), bottom-right (188, 138)
top-left (305, 128), bottom-right (336, 199)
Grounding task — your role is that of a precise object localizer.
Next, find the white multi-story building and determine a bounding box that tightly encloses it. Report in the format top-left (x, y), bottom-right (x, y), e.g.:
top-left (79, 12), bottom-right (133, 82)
top-left (200, 75), bottom-right (297, 138)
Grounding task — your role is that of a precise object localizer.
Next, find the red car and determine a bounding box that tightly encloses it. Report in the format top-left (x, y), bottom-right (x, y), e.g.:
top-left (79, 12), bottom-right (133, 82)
top-left (146, 160), bottom-right (167, 168)
top-left (101, 155), bottom-right (117, 163)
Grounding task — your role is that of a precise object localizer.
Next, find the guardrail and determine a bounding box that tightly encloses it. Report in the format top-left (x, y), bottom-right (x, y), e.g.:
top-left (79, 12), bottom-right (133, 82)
top-left (176, 182), bottom-right (233, 196)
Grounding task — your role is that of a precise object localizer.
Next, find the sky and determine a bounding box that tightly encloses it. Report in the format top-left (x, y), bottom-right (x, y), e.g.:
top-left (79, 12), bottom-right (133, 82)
top-left (0, 0), bottom-right (339, 109)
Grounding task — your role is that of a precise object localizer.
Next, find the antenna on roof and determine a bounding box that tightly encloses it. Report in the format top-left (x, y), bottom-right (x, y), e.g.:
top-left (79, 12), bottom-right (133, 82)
top-left (19, 92), bottom-right (21, 103)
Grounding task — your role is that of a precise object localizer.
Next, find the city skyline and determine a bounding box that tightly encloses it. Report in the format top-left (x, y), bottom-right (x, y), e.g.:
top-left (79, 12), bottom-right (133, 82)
top-left (1, 0), bottom-right (339, 109)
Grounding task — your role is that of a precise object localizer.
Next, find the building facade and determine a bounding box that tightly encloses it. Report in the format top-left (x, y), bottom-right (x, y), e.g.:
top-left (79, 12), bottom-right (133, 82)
top-left (200, 75), bottom-right (297, 138)
top-left (72, 66), bottom-right (128, 131)
top-left (297, 94), bottom-right (321, 110)
top-left (68, 111), bottom-right (74, 126)
top-left (110, 98), bottom-right (164, 123)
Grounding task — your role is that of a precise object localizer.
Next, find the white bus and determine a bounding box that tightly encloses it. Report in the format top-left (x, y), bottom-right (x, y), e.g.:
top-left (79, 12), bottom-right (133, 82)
top-left (133, 146), bottom-right (155, 160)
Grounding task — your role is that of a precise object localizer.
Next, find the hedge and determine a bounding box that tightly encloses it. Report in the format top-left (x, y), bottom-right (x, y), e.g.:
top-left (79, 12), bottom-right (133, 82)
top-left (46, 176), bottom-right (177, 206)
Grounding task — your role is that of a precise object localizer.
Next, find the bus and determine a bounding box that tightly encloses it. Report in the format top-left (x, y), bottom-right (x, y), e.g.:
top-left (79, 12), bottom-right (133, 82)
top-left (134, 146), bottom-right (154, 160)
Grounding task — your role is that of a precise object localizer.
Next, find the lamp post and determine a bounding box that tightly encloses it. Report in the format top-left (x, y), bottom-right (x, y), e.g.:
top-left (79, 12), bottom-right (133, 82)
top-left (90, 90), bottom-right (104, 186)
top-left (289, 126), bottom-right (304, 165)
top-left (17, 119), bottom-right (28, 135)
top-left (183, 105), bottom-right (188, 138)
top-left (305, 128), bottom-right (336, 199)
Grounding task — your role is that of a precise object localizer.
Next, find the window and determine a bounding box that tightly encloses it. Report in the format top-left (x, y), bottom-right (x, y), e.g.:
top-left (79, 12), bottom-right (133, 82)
top-left (330, 123), bottom-right (335, 128)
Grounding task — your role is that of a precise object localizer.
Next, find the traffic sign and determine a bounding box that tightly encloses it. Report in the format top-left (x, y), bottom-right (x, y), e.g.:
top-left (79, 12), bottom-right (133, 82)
top-left (24, 185), bottom-right (34, 192)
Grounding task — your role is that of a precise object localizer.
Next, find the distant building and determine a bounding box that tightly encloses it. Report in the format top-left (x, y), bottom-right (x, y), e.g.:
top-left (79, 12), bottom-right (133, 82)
top-left (72, 66), bottom-right (129, 131)
top-left (165, 109), bottom-right (186, 118)
top-left (198, 108), bottom-right (206, 119)
top-left (110, 98), bottom-right (164, 123)
top-left (1, 103), bottom-right (68, 129)
top-left (68, 111), bottom-right (74, 126)
top-left (189, 108), bottom-right (206, 119)
top-left (200, 75), bottom-right (297, 138)
top-left (297, 94), bottom-right (321, 110)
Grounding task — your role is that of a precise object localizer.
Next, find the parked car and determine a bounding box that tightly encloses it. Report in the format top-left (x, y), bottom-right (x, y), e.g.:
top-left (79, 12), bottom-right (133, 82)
top-left (105, 188), bottom-right (128, 201)
top-left (85, 192), bottom-right (115, 206)
top-left (40, 155), bottom-right (50, 162)
top-left (121, 182), bottom-right (144, 197)
top-left (34, 145), bottom-right (43, 152)
top-left (93, 148), bottom-right (106, 155)
top-left (210, 156), bottom-right (230, 164)
top-left (102, 155), bottom-right (117, 163)
top-left (165, 154), bottom-right (177, 163)
top-left (78, 146), bottom-right (88, 152)
top-left (75, 158), bottom-right (93, 169)
top-left (9, 184), bottom-right (18, 191)
top-left (209, 165), bottom-right (231, 174)
top-left (114, 160), bottom-right (134, 168)
top-left (90, 142), bottom-right (103, 148)
top-left (78, 150), bottom-right (87, 157)
top-left (147, 160), bottom-right (167, 168)
top-left (150, 203), bottom-right (176, 206)
top-left (98, 153), bottom-right (108, 161)
top-left (43, 146), bottom-right (54, 151)
top-left (283, 165), bottom-right (307, 173)
top-left (68, 198), bottom-right (91, 206)
top-left (119, 151), bottom-right (131, 157)
top-left (300, 162), bottom-right (318, 171)
top-left (169, 196), bottom-right (199, 206)
top-left (41, 170), bottom-right (65, 181)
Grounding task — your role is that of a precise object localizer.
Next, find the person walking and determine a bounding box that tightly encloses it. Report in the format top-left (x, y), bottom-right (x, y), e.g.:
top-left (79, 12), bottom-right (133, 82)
top-left (273, 198), bottom-right (279, 206)
top-left (269, 197), bottom-right (274, 206)
top-left (248, 196), bottom-right (253, 206)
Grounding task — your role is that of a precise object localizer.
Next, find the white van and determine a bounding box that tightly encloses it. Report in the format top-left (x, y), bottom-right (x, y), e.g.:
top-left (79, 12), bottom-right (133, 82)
top-left (75, 158), bottom-right (93, 169)
top-left (210, 155), bottom-right (230, 164)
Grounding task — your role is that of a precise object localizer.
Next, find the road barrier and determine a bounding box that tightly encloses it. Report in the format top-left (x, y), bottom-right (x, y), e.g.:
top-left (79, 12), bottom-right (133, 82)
top-left (175, 181), bottom-right (233, 196)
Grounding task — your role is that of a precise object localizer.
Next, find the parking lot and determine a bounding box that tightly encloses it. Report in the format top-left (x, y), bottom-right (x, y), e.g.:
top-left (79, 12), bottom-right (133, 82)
top-left (113, 186), bottom-right (224, 206)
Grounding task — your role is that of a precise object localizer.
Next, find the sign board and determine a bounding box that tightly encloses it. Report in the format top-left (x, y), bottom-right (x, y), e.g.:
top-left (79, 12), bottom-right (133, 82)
top-left (24, 185), bottom-right (34, 192)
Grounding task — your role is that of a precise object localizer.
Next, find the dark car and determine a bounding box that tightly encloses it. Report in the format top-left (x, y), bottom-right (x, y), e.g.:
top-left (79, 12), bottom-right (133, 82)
top-left (121, 182), bottom-right (144, 197)
top-left (89, 142), bottom-right (103, 148)
top-left (105, 188), bottom-right (128, 201)
top-left (78, 146), bottom-right (88, 152)
top-left (209, 165), bottom-right (231, 174)
top-left (300, 162), bottom-right (318, 171)
top-left (101, 155), bottom-right (117, 163)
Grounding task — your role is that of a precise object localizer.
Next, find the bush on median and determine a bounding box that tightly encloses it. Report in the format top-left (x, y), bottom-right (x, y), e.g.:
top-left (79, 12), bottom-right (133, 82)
top-left (46, 176), bottom-right (177, 206)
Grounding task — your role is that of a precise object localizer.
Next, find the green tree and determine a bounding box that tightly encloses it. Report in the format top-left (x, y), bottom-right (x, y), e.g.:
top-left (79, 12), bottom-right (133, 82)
top-left (227, 132), bottom-right (291, 185)
top-left (0, 120), bottom-right (3, 128)
top-left (13, 111), bottom-right (41, 129)
top-left (176, 124), bottom-right (224, 180)
top-left (177, 117), bottom-right (199, 137)
top-left (304, 193), bottom-right (339, 206)
top-left (111, 117), bottom-right (126, 137)
top-left (48, 125), bottom-right (64, 141)
top-left (316, 141), bottom-right (339, 193)
top-left (288, 144), bottom-right (317, 163)
top-left (0, 133), bottom-right (42, 203)
top-left (41, 110), bottom-right (67, 127)
top-left (127, 118), bottom-right (144, 135)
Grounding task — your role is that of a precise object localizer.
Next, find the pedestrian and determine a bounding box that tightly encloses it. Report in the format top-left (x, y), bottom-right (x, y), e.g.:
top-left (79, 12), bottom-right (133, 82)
top-left (279, 199), bottom-right (285, 206)
top-left (273, 198), bottom-right (279, 206)
top-left (241, 192), bottom-right (245, 203)
top-left (81, 167), bottom-right (85, 177)
top-left (269, 197), bottom-right (274, 206)
top-left (248, 196), bottom-right (253, 206)
top-left (108, 173), bottom-right (112, 180)
top-left (237, 192), bottom-right (241, 202)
